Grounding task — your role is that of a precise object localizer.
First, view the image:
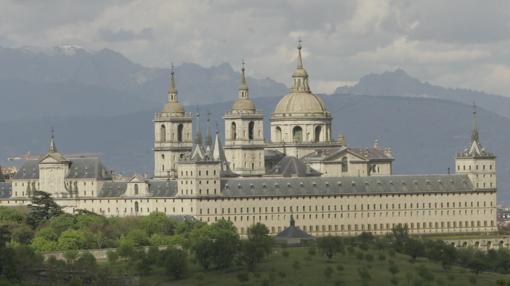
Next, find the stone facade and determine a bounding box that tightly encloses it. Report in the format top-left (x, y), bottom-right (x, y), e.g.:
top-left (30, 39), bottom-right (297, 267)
top-left (0, 43), bottom-right (498, 238)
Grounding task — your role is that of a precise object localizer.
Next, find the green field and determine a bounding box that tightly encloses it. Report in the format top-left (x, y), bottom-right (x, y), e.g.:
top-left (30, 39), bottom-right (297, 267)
top-left (136, 246), bottom-right (506, 286)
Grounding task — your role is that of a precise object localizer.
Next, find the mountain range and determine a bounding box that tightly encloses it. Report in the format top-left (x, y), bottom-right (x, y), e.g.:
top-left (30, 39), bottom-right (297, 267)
top-left (0, 46), bottom-right (508, 202)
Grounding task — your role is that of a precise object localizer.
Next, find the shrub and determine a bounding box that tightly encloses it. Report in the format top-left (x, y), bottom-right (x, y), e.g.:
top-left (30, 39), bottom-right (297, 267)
top-left (324, 266), bottom-right (333, 279)
top-left (390, 276), bottom-right (399, 285)
top-left (282, 250), bottom-right (290, 258)
top-left (308, 247), bottom-right (317, 256)
top-left (365, 253), bottom-right (374, 262)
top-left (278, 271), bottom-right (286, 279)
top-left (336, 264), bottom-right (344, 272)
top-left (106, 250), bottom-right (118, 264)
top-left (334, 280), bottom-right (345, 286)
top-left (292, 260), bottom-right (300, 270)
top-left (237, 272), bottom-right (250, 283)
top-left (379, 253), bottom-right (386, 261)
top-left (468, 275), bottom-right (477, 284)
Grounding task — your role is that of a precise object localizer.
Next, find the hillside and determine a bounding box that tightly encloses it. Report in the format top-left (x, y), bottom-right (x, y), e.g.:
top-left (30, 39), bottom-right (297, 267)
top-left (335, 69), bottom-right (510, 119)
top-left (1, 94), bottom-right (508, 201)
top-left (0, 46), bottom-right (287, 120)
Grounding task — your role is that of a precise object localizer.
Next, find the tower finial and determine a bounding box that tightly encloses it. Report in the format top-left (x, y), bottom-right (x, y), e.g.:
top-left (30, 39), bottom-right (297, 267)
top-left (168, 63), bottom-right (177, 102)
top-left (297, 38), bottom-right (303, 69)
top-left (49, 127), bottom-right (57, 153)
top-left (471, 102), bottom-right (479, 142)
top-left (205, 111), bottom-right (212, 146)
top-left (238, 59), bottom-right (249, 99)
top-left (194, 108), bottom-right (202, 145)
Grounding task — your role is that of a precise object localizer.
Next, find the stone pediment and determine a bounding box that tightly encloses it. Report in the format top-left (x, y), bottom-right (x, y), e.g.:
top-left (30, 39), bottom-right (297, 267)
top-left (39, 152), bottom-right (68, 164)
top-left (324, 148), bottom-right (367, 162)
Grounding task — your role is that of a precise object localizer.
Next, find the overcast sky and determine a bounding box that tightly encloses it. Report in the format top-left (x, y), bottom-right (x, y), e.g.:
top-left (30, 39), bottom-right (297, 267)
top-left (1, 0), bottom-right (509, 95)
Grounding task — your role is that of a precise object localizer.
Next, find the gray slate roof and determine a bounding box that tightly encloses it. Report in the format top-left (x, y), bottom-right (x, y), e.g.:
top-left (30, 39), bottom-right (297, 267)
top-left (0, 182), bottom-right (12, 198)
top-left (13, 160), bottom-right (39, 180)
top-left (267, 156), bottom-right (321, 177)
top-left (12, 157), bottom-right (112, 180)
top-left (222, 174), bottom-right (476, 197)
top-left (98, 182), bottom-right (127, 197)
top-left (98, 180), bottom-right (177, 197)
top-left (149, 180), bottom-right (178, 197)
top-left (274, 226), bottom-right (314, 240)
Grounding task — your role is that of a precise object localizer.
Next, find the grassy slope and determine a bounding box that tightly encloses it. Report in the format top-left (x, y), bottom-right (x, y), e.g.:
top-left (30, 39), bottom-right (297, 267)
top-left (140, 247), bottom-right (505, 286)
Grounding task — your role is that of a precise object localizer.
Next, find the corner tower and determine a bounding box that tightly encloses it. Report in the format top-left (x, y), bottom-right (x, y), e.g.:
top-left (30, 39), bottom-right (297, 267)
top-left (455, 104), bottom-right (496, 190)
top-left (223, 62), bottom-right (265, 176)
top-left (154, 65), bottom-right (193, 179)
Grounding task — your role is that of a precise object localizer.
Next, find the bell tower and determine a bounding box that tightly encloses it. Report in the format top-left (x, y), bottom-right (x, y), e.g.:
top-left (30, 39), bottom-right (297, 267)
top-left (154, 65), bottom-right (193, 179)
top-left (224, 62), bottom-right (265, 176)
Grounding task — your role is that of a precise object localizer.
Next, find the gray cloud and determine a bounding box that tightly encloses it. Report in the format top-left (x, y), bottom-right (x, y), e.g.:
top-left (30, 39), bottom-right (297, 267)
top-left (98, 27), bottom-right (153, 42)
top-left (0, 0), bottom-right (509, 95)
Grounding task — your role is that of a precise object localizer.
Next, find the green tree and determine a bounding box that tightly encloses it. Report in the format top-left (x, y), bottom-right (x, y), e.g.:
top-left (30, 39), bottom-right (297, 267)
top-left (58, 229), bottom-right (88, 250)
top-left (317, 236), bottom-right (343, 259)
top-left (404, 239), bottom-right (425, 263)
top-left (10, 224), bottom-right (34, 244)
top-left (142, 212), bottom-right (176, 236)
top-left (26, 191), bottom-right (62, 228)
top-left (161, 247), bottom-right (188, 279)
top-left (189, 219), bottom-right (240, 270)
top-left (239, 223), bottom-right (272, 270)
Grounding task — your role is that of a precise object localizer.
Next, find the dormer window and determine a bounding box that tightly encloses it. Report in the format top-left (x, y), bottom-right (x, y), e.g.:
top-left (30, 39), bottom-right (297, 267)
top-left (134, 184), bottom-right (139, 195)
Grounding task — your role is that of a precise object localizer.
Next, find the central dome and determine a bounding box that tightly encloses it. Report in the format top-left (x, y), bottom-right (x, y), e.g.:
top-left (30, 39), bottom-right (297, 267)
top-left (273, 92), bottom-right (327, 115)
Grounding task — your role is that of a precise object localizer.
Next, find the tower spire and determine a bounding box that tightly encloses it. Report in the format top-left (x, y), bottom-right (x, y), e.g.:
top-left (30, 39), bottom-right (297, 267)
top-left (168, 63), bottom-right (178, 102)
top-left (239, 59), bottom-right (249, 99)
top-left (471, 102), bottom-right (479, 143)
top-left (205, 111), bottom-right (212, 146)
top-left (49, 128), bottom-right (57, 153)
top-left (194, 109), bottom-right (202, 145)
top-left (297, 38), bottom-right (303, 69)
top-left (291, 39), bottom-right (310, 92)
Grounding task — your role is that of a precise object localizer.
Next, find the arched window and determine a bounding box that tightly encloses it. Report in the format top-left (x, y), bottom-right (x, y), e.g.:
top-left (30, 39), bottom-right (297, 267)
top-left (134, 184), bottom-right (139, 195)
top-left (293, 126), bottom-right (303, 143)
top-left (177, 124), bottom-right (184, 142)
top-left (160, 125), bottom-right (166, 142)
top-left (134, 201), bottom-right (139, 213)
top-left (231, 122), bottom-right (237, 140)
top-left (275, 126), bottom-right (282, 142)
top-left (341, 157), bottom-right (348, 173)
top-left (248, 121), bottom-right (254, 140)
top-left (314, 126), bottom-right (322, 142)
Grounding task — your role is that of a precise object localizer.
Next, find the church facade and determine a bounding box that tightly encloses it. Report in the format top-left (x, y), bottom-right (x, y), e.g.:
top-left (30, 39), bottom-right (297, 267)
top-left (0, 44), bottom-right (497, 237)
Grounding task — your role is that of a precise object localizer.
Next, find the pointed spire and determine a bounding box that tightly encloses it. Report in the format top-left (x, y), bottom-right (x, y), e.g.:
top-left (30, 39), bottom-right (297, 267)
top-left (205, 111), bottom-right (212, 146)
top-left (168, 63), bottom-right (178, 102)
top-left (291, 39), bottom-right (310, 92)
top-left (471, 102), bottom-right (479, 143)
top-left (297, 38), bottom-right (303, 69)
top-left (49, 128), bottom-right (57, 153)
top-left (238, 59), bottom-right (249, 99)
top-left (194, 109), bottom-right (202, 145)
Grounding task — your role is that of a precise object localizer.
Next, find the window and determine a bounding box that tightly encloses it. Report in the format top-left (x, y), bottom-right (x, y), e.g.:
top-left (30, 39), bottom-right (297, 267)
top-left (177, 124), bottom-right (184, 142)
top-left (341, 157), bottom-right (348, 173)
top-left (314, 126), bottom-right (322, 142)
top-left (134, 184), bottom-right (139, 195)
top-left (160, 124), bottom-right (166, 142)
top-left (134, 202), bottom-right (139, 213)
top-left (248, 121), bottom-right (254, 140)
top-left (275, 126), bottom-right (282, 142)
top-left (231, 122), bottom-right (237, 140)
top-left (293, 126), bottom-right (303, 143)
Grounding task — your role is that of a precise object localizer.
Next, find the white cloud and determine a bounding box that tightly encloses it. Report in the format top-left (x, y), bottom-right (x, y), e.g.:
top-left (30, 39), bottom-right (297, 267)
top-left (0, 0), bottom-right (509, 95)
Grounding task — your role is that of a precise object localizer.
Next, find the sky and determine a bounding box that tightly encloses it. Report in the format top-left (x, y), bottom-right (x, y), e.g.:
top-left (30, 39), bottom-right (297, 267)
top-left (1, 0), bottom-right (509, 95)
